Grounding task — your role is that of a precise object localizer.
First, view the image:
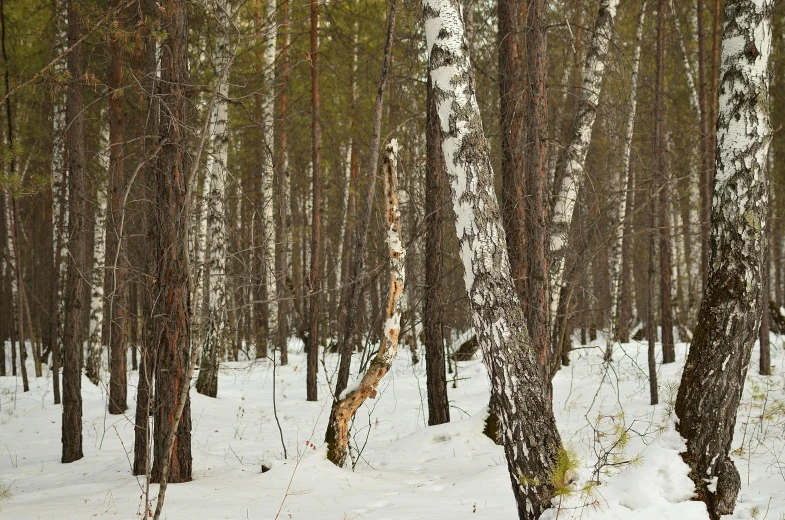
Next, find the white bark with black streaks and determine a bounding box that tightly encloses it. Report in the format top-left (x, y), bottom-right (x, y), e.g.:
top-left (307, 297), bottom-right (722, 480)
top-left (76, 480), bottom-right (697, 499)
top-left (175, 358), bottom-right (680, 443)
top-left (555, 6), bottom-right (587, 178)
top-left (424, 1), bottom-right (562, 517)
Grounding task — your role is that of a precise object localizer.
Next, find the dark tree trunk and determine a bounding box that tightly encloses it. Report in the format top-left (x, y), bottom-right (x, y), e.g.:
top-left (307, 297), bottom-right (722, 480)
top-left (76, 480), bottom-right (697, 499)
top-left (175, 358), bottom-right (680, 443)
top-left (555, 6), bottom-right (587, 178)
top-left (424, 75), bottom-right (450, 427)
top-left (275, 0), bottom-right (290, 366)
top-left (698, 0), bottom-right (711, 290)
top-left (61, 0), bottom-right (85, 463)
top-left (306, 0), bottom-right (321, 402)
top-left (108, 0), bottom-right (128, 414)
top-left (498, 0), bottom-right (525, 303)
top-left (674, 2), bottom-right (772, 517)
top-left (523, 0), bottom-right (550, 376)
top-left (133, 0), bottom-right (159, 475)
top-left (151, 0), bottom-right (192, 484)
top-left (655, 0), bottom-right (675, 363)
top-left (760, 240), bottom-right (770, 376)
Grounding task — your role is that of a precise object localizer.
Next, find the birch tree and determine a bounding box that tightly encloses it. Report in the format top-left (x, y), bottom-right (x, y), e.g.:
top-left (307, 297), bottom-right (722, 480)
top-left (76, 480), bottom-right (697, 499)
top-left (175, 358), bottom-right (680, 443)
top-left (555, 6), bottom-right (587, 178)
top-left (549, 0), bottom-right (619, 330)
top-left (196, 0), bottom-right (232, 398)
top-left (86, 146), bottom-right (107, 386)
top-left (424, 1), bottom-right (562, 517)
top-left (610, 0), bottom-right (646, 346)
top-left (674, 1), bottom-right (773, 517)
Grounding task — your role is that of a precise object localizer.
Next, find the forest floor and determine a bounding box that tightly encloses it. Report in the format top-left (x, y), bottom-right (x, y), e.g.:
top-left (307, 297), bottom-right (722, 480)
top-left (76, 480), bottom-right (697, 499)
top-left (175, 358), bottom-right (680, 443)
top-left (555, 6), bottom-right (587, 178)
top-left (1, 333), bottom-right (784, 520)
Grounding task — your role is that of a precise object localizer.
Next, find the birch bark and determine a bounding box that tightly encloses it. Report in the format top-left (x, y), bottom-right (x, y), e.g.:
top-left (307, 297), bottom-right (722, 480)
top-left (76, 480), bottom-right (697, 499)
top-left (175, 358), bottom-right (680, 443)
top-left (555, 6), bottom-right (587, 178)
top-left (674, 1), bottom-right (773, 517)
top-left (424, 1), bottom-right (562, 516)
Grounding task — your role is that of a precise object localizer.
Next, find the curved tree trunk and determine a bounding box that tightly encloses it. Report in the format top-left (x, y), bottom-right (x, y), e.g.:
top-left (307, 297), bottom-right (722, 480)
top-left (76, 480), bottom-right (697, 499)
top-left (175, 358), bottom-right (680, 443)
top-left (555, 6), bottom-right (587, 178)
top-left (326, 142), bottom-right (405, 467)
top-left (423, 1), bottom-right (563, 517)
top-left (674, 1), bottom-right (773, 517)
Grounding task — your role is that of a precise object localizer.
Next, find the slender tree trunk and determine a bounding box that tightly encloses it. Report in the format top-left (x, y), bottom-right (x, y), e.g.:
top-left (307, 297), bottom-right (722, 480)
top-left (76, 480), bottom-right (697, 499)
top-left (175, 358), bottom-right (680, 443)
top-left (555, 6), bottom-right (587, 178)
top-left (424, 2), bottom-right (563, 517)
top-left (50, 0), bottom-right (67, 406)
top-left (196, 0), bottom-right (232, 398)
top-left (655, 0), bottom-right (675, 363)
top-left (550, 0), bottom-right (620, 363)
top-left (611, 0), bottom-right (646, 346)
top-left (305, 0), bottom-right (322, 402)
top-left (86, 164), bottom-right (107, 385)
top-left (760, 224), bottom-right (770, 375)
top-left (498, 0), bottom-right (525, 302)
top-left (107, 1), bottom-right (128, 413)
top-left (333, 0), bottom-right (399, 399)
top-left (424, 75), bottom-right (449, 426)
top-left (151, 0), bottom-right (192, 484)
top-left (523, 0), bottom-right (550, 376)
top-left (62, 0), bottom-right (86, 463)
top-left (698, 0), bottom-right (711, 290)
top-left (275, 0), bottom-right (290, 365)
top-left (133, 10), bottom-right (158, 476)
top-left (326, 143), bottom-right (405, 467)
top-left (674, 2), bottom-right (772, 517)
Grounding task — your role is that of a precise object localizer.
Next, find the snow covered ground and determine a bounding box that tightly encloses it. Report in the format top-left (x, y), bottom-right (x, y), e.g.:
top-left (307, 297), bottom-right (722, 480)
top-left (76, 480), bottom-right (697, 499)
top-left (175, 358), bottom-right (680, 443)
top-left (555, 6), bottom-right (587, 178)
top-left (1, 334), bottom-right (784, 519)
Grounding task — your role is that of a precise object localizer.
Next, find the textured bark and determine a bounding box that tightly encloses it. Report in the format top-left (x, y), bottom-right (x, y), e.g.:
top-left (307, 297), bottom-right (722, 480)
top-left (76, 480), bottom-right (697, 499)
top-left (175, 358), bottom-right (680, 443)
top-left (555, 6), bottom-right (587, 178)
top-left (196, 0), bottom-right (232, 399)
top-left (424, 2), bottom-right (563, 517)
top-left (306, 0), bottom-right (321, 402)
top-left (523, 0), bottom-right (550, 375)
top-left (333, 0), bottom-right (398, 399)
top-left (655, 0), bottom-right (675, 363)
top-left (674, 2), bottom-right (773, 517)
top-left (550, 0), bottom-right (619, 326)
top-left (62, 0), bottom-right (85, 463)
top-left (611, 0), bottom-right (646, 345)
top-left (424, 75), bottom-right (450, 427)
top-left (498, 0), bottom-right (525, 302)
top-left (326, 143), bottom-right (405, 467)
top-left (107, 6), bottom-right (128, 413)
top-left (151, 0), bottom-right (192, 484)
top-left (50, 0), bottom-right (67, 406)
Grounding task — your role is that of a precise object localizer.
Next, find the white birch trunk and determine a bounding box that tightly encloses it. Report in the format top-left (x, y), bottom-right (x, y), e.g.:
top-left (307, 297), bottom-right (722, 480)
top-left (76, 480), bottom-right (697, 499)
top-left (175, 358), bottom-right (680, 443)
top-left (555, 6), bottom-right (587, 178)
top-left (51, 1), bottom-right (68, 348)
top-left (674, 1), bottom-right (773, 516)
top-left (196, 0), bottom-right (232, 397)
top-left (86, 126), bottom-right (109, 384)
top-left (423, 1), bottom-right (562, 517)
top-left (609, 0), bottom-right (646, 336)
top-left (549, 0), bottom-right (620, 321)
top-left (262, 0), bottom-right (277, 341)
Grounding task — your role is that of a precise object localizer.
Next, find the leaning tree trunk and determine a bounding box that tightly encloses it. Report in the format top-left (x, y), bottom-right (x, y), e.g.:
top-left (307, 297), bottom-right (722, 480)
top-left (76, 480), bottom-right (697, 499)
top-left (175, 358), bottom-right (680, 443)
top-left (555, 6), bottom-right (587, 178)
top-left (326, 142), bottom-right (405, 467)
top-left (151, 0), bottom-right (192, 484)
top-left (549, 0), bottom-right (619, 335)
top-left (549, 0), bottom-right (620, 367)
top-left (333, 0), bottom-right (399, 399)
top-left (423, 75), bottom-right (450, 426)
top-left (62, 0), bottom-right (86, 463)
top-left (196, 0), bottom-right (232, 398)
top-left (423, 1), bottom-right (563, 518)
top-left (674, 1), bottom-right (773, 518)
